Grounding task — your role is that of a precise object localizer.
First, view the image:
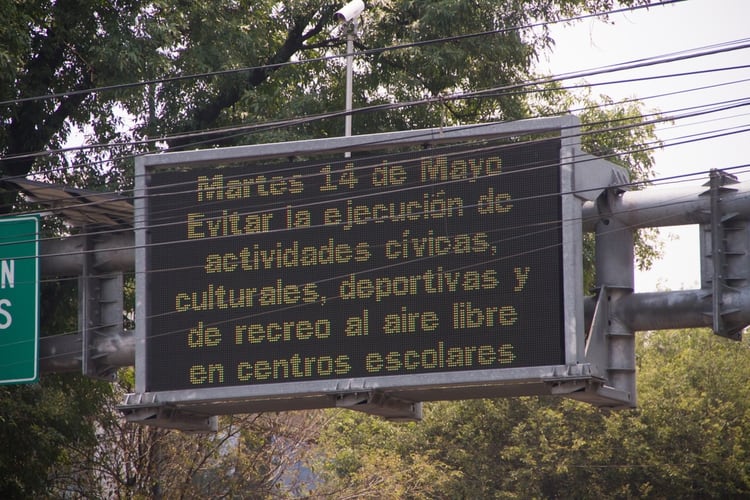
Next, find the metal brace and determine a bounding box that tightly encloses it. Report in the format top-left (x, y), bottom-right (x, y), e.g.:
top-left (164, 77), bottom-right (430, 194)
top-left (80, 230), bottom-right (125, 380)
top-left (702, 169), bottom-right (743, 339)
top-left (335, 391), bottom-right (422, 421)
top-left (118, 393), bottom-right (218, 433)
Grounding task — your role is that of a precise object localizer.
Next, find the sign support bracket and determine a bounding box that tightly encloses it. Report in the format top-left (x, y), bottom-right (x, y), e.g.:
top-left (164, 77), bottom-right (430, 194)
top-left (335, 392), bottom-right (422, 421)
top-left (79, 229), bottom-right (124, 380)
top-left (701, 169), bottom-right (744, 339)
top-left (119, 393), bottom-right (218, 432)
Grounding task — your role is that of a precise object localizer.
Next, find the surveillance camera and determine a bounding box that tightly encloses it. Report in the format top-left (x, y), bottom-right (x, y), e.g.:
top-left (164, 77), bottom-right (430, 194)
top-left (334, 0), bottom-right (365, 23)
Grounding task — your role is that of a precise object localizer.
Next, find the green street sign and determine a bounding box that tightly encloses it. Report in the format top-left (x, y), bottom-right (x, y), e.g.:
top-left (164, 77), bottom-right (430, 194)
top-left (0, 215), bottom-right (40, 385)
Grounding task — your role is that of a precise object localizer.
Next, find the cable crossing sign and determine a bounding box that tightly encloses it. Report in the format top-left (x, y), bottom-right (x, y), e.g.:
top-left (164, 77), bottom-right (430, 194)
top-left (0, 215), bottom-right (40, 385)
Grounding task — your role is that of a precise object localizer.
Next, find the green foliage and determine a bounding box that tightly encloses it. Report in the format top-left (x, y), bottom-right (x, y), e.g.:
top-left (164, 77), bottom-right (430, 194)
top-left (312, 329), bottom-right (750, 498)
top-left (0, 374), bottom-right (112, 498)
top-left (313, 410), bottom-right (462, 498)
top-left (579, 93), bottom-right (659, 183)
top-left (632, 330), bottom-right (750, 497)
top-left (1, 0), bottom-right (654, 183)
top-left (537, 89), bottom-right (665, 289)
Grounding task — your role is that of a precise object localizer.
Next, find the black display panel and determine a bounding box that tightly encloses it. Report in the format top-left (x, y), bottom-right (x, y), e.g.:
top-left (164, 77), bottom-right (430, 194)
top-left (144, 140), bottom-right (563, 392)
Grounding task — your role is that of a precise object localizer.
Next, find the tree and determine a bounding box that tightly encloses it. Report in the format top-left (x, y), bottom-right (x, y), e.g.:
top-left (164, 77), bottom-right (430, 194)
top-left (312, 329), bottom-right (750, 498)
top-left (1, 1), bottom-right (653, 187)
top-left (0, 0), bottom-right (661, 495)
top-left (0, 375), bottom-right (112, 498)
top-left (48, 372), bottom-right (332, 498)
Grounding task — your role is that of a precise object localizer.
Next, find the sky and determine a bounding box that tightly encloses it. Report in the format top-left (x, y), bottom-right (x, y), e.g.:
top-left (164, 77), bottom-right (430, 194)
top-left (541, 0), bottom-right (750, 292)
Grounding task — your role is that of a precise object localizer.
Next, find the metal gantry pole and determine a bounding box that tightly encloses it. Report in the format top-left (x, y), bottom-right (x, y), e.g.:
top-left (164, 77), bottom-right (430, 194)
top-left (343, 21), bottom-right (356, 158)
top-left (594, 189), bottom-right (636, 406)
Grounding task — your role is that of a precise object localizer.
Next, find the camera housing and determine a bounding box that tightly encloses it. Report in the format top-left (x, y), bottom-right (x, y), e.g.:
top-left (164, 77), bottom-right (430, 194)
top-left (334, 0), bottom-right (365, 23)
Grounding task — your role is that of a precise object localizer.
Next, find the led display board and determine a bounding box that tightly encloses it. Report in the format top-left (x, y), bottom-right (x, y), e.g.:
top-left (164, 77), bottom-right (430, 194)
top-left (141, 137), bottom-right (565, 395)
top-left (128, 119), bottom-right (596, 422)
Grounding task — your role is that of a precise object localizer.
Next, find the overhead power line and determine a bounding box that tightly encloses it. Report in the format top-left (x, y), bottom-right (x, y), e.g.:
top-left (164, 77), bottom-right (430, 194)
top-left (3, 37), bottom-right (749, 172)
top-left (7, 0), bottom-right (750, 378)
top-left (0, 0), bottom-right (686, 108)
top-left (4, 91), bottom-right (749, 223)
top-left (6, 104), bottom-right (750, 253)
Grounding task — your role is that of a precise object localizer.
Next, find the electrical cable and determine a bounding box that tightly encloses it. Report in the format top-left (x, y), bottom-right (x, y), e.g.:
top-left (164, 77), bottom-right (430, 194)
top-left (5, 1), bottom-right (750, 366)
top-left (3, 39), bottom-right (748, 181)
top-left (6, 121), bottom-right (750, 301)
top-left (4, 93), bottom-right (749, 237)
top-left (11, 151), bottom-right (750, 366)
top-left (0, 0), bottom-right (686, 108)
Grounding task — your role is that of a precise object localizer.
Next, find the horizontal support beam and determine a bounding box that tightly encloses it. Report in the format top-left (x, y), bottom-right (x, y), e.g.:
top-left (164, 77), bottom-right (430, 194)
top-left (40, 232), bottom-right (134, 276)
top-left (39, 330), bottom-right (135, 374)
top-left (585, 288), bottom-right (750, 333)
top-left (37, 177), bottom-right (750, 278)
top-left (582, 179), bottom-right (750, 232)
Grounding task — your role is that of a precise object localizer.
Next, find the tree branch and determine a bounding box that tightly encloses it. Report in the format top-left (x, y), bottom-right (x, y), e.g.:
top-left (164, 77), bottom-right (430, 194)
top-left (167, 11), bottom-right (337, 148)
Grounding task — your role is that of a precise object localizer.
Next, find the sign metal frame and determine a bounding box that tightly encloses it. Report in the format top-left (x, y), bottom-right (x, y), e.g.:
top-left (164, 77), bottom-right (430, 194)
top-left (131, 117), bottom-right (588, 415)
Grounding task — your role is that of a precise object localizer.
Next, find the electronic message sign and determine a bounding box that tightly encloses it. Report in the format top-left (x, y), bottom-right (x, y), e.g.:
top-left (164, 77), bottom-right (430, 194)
top-left (131, 120), bottom-right (591, 418)
top-left (142, 137), bottom-right (564, 392)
